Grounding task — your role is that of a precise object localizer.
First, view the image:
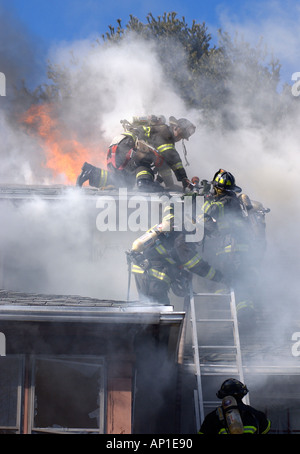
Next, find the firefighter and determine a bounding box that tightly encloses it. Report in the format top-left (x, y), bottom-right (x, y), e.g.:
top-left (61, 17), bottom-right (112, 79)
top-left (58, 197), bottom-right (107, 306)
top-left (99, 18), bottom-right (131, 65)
top-left (198, 378), bottom-right (271, 434)
top-left (76, 129), bottom-right (143, 190)
top-left (131, 115), bottom-right (196, 191)
top-left (200, 169), bottom-right (259, 328)
top-left (126, 204), bottom-right (224, 305)
top-left (76, 115), bottom-right (196, 193)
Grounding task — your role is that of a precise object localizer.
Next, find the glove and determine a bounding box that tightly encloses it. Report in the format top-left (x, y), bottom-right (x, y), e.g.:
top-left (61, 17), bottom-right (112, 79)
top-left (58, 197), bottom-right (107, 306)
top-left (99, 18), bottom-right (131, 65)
top-left (212, 269), bottom-right (228, 285)
top-left (198, 179), bottom-right (211, 196)
top-left (126, 250), bottom-right (150, 269)
top-left (182, 177), bottom-right (193, 189)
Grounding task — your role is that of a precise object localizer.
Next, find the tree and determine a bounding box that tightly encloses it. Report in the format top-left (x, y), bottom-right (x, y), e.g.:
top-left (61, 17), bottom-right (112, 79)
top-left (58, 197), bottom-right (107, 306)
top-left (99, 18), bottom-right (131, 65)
top-left (21, 12), bottom-right (295, 128)
top-left (99, 12), bottom-right (286, 127)
top-left (101, 12), bottom-right (226, 110)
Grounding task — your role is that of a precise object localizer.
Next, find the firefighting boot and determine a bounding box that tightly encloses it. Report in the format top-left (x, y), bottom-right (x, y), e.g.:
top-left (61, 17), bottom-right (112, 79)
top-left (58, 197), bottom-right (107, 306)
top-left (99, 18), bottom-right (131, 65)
top-left (136, 178), bottom-right (165, 192)
top-left (136, 167), bottom-right (165, 192)
top-left (76, 162), bottom-right (103, 188)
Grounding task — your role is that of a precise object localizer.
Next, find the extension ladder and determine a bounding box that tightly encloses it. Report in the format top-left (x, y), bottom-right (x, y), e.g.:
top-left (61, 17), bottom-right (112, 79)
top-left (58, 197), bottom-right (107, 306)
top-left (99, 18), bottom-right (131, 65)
top-left (186, 281), bottom-right (250, 430)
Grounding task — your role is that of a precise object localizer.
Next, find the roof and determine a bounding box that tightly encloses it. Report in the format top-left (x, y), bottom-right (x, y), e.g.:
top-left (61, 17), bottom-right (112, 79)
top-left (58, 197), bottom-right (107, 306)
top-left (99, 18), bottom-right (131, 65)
top-left (0, 289), bottom-right (185, 325)
top-left (0, 184), bottom-right (181, 201)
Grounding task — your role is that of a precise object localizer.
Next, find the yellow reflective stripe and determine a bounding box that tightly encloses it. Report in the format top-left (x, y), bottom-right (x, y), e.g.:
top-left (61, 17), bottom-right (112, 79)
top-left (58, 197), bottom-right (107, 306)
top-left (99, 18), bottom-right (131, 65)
top-left (148, 268), bottom-right (171, 284)
top-left (261, 420), bottom-right (271, 434)
top-left (157, 143), bottom-right (174, 152)
top-left (203, 201), bottom-right (211, 212)
top-left (237, 301), bottom-right (254, 311)
top-left (123, 132), bottom-right (135, 139)
top-left (203, 200), bottom-right (224, 216)
top-left (155, 244), bottom-right (167, 255)
top-left (154, 244), bottom-right (176, 264)
top-left (216, 202), bottom-right (224, 217)
top-left (136, 170), bottom-right (152, 178)
top-left (224, 244), bottom-right (249, 253)
top-left (206, 267), bottom-right (216, 280)
top-left (243, 426), bottom-right (257, 434)
top-left (171, 162), bottom-right (183, 171)
top-left (131, 264), bottom-right (145, 274)
top-left (99, 169), bottom-right (108, 187)
top-left (216, 244), bottom-right (249, 255)
top-left (219, 426), bottom-right (257, 434)
top-left (183, 253), bottom-right (201, 270)
top-left (162, 213), bottom-right (174, 222)
top-left (163, 206), bottom-right (174, 218)
top-left (142, 126), bottom-right (151, 137)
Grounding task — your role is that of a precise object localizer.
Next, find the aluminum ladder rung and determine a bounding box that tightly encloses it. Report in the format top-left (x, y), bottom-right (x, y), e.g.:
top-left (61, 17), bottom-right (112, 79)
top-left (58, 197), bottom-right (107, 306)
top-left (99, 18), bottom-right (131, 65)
top-left (200, 365), bottom-right (239, 370)
top-left (198, 345), bottom-right (237, 349)
top-left (197, 318), bottom-right (233, 322)
top-left (193, 292), bottom-right (230, 297)
top-left (203, 400), bottom-right (221, 407)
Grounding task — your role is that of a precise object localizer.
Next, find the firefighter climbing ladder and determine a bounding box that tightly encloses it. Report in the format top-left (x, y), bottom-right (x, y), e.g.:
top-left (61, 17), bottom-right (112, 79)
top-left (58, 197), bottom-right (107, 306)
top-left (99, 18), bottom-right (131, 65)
top-left (186, 281), bottom-right (250, 430)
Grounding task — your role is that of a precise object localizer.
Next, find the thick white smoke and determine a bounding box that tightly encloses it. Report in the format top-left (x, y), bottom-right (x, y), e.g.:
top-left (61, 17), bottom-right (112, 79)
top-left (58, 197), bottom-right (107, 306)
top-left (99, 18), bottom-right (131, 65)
top-left (46, 34), bottom-right (191, 146)
top-left (0, 8), bottom-right (300, 426)
top-left (1, 17), bottom-right (299, 305)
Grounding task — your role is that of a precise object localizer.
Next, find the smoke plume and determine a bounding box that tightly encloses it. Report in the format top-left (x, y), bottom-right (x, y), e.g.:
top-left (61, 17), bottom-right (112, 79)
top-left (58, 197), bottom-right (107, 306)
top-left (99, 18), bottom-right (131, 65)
top-left (0, 5), bottom-right (300, 430)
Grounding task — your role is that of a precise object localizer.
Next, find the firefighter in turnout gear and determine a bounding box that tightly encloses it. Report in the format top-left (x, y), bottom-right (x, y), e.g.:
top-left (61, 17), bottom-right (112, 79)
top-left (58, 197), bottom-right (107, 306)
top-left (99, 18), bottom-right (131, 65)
top-left (76, 115), bottom-right (196, 192)
top-left (198, 378), bottom-right (271, 434)
top-left (126, 204), bottom-right (224, 305)
top-left (76, 130), bottom-right (146, 190)
top-left (201, 169), bottom-right (260, 328)
top-left (129, 115), bottom-right (196, 191)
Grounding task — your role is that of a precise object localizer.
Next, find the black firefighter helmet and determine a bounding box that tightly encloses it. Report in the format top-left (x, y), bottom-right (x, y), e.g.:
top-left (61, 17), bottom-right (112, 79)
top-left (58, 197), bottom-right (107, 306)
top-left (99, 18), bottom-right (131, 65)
top-left (216, 378), bottom-right (249, 400)
top-left (211, 169), bottom-right (242, 193)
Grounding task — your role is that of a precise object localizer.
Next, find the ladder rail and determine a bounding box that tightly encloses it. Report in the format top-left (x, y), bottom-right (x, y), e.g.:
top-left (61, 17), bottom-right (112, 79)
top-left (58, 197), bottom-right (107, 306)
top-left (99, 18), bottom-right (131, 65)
top-left (229, 288), bottom-right (250, 405)
top-left (188, 283), bottom-right (250, 430)
top-left (189, 282), bottom-right (205, 425)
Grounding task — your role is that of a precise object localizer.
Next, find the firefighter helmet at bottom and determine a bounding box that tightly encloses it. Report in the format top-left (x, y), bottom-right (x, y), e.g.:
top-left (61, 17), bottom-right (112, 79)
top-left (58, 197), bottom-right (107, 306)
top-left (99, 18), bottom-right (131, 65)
top-left (216, 378), bottom-right (249, 399)
top-left (211, 169), bottom-right (242, 193)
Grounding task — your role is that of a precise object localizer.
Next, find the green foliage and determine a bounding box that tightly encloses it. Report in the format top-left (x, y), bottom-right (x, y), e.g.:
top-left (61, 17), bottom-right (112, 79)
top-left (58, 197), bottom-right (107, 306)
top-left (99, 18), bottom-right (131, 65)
top-left (22, 11), bottom-right (296, 128)
top-left (100, 12), bottom-right (285, 123)
top-left (101, 12), bottom-right (221, 109)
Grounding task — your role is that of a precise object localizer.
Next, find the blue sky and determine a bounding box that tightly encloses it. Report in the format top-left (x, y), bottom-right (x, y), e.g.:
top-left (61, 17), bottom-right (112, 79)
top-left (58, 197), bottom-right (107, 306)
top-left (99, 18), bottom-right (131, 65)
top-left (4, 0), bottom-right (240, 43)
top-left (1, 0), bottom-right (299, 86)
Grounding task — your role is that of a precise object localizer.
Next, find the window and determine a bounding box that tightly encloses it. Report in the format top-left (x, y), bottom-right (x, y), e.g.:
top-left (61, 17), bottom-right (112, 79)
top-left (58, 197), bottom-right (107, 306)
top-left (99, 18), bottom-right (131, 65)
top-left (0, 356), bottom-right (24, 433)
top-left (29, 356), bottom-right (106, 434)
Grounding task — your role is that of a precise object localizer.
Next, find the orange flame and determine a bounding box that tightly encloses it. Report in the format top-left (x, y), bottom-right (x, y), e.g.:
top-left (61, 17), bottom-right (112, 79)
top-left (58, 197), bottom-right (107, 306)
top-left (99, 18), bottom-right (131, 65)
top-left (19, 103), bottom-right (106, 185)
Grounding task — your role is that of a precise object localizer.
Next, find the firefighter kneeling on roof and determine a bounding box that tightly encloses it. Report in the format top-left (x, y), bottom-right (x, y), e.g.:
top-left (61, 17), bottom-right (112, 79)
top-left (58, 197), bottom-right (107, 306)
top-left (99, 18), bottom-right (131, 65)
top-left (198, 378), bottom-right (271, 434)
top-left (126, 204), bottom-right (225, 305)
top-left (76, 115), bottom-right (196, 192)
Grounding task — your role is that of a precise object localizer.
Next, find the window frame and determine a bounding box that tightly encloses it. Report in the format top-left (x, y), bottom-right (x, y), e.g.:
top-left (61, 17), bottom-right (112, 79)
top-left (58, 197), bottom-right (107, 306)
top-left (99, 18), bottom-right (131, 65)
top-left (0, 355), bottom-right (24, 434)
top-left (28, 355), bottom-right (106, 434)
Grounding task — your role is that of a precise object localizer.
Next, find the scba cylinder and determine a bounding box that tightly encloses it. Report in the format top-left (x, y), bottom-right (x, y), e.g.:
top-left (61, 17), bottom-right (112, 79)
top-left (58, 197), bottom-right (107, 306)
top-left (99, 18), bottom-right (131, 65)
top-left (131, 228), bottom-right (159, 253)
top-left (222, 396), bottom-right (244, 434)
